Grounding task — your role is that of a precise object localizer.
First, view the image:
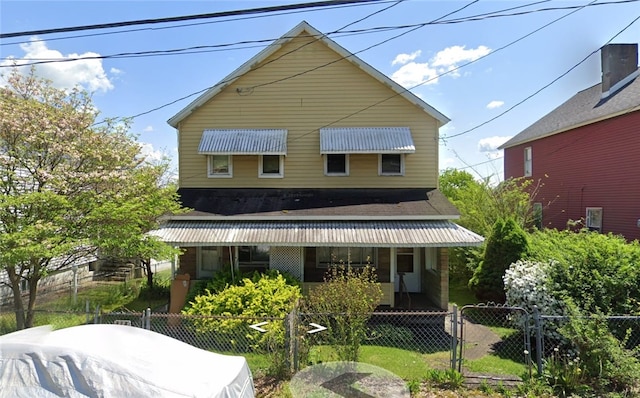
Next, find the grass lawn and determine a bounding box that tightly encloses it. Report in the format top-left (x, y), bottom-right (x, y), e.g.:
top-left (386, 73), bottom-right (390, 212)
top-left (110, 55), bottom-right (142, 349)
top-left (449, 279), bottom-right (477, 307)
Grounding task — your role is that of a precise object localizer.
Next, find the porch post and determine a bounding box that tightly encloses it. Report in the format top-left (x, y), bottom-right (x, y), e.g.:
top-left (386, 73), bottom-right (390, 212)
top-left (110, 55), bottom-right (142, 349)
top-left (390, 247), bottom-right (396, 307)
top-left (171, 248), bottom-right (177, 279)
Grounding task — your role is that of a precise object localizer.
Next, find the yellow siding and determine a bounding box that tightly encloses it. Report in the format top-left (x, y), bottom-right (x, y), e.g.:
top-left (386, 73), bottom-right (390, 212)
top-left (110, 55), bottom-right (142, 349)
top-left (303, 282), bottom-right (394, 307)
top-left (178, 33), bottom-right (440, 189)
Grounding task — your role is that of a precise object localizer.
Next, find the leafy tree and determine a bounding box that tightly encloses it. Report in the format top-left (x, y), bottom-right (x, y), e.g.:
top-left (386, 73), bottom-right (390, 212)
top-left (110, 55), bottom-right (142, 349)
top-left (469, 218), bottom-right (529, 302)
top-left (0, 68), bottom-right (185, 329)
top-left (303, 265), bottom-right (383, 361)
top-left (439, 169), bottom-right (540, 282)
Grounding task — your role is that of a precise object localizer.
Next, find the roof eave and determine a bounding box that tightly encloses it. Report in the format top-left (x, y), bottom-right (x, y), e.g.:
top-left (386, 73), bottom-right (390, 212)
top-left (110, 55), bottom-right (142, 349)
top-left (167, 21), bottom-right (450, 128)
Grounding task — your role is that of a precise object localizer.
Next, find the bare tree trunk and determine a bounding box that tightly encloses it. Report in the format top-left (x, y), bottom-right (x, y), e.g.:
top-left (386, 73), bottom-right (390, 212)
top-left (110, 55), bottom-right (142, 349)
top-left (6, 266), bottom-right (26, 330)
top-left (143, 258), bottom-right (153, 288)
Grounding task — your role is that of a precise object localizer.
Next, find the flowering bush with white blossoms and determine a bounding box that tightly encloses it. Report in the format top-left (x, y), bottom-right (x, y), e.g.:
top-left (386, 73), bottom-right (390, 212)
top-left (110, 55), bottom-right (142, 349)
top-left (504, 259), bottom-right (567, 340)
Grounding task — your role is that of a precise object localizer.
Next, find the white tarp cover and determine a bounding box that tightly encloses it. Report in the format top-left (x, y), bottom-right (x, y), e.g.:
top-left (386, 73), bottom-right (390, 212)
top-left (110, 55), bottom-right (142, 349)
top-left (0, 324), bottom-right (255, 397)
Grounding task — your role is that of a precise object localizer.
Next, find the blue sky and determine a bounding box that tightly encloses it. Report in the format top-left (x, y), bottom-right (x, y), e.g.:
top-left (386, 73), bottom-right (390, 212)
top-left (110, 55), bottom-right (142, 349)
top-left (2, 0), bottom-right (639, 182)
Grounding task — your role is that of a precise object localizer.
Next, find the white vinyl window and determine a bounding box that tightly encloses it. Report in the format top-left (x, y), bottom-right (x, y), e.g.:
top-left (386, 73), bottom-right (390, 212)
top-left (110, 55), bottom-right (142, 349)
top-left (207, 155), bottom-right (232, 178)
top-left (259, 155), bottom-right (284, 178)
top-left (324, 154), bottom-right (349, 176)
top-left (524, 147), bottom-right (532, 177)
top-left (379, 154), bottom-right (404, 176)
top-left (586, 207), bottom-right (603, 232)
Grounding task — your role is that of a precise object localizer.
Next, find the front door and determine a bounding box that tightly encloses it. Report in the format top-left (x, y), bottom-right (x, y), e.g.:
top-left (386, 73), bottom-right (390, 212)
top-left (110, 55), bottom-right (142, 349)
top-left (395, 248), bottom-right (420, 293)
top-left (198, 247), bottom-right (220, 279)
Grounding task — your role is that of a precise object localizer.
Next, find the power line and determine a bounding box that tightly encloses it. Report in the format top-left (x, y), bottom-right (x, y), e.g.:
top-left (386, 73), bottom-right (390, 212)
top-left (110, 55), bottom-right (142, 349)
top-left (6, 0), bottom-right (638, 66)
top-left (0, 0), bottom-right (385, 39)
top-left (1, 2), bottom-right (393, 47)
top-left (443, 11), bottom-right (640, 140)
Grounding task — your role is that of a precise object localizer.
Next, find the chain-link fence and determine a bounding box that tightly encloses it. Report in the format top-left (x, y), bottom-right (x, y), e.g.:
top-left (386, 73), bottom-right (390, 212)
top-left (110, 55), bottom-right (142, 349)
top-left (533, 309), bottom-right (640, 374)
top-left (5, 305), bottom-right (640, 380)
top-left (457, 304), bottom-right (532, 384)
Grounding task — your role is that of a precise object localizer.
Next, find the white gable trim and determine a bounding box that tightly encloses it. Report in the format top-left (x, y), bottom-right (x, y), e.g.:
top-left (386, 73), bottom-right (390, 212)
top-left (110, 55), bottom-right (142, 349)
top-left (168, 21), bottom-right (449, 128)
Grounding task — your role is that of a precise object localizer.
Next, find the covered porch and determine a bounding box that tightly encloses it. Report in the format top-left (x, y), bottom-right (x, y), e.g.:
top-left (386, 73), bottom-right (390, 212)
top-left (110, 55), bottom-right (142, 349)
top-left (151, 220), bottom-right (483, 310)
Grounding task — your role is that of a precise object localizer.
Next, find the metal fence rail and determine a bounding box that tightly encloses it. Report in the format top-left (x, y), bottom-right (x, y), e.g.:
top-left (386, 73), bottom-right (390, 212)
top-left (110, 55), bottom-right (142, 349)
top-left (4, 304), bottom-right (640, 380)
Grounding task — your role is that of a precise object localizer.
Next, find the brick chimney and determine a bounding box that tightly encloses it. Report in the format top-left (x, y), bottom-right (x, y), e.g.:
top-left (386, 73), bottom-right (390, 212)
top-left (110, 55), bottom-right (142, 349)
top-left (601, 43), bottom-right (639, 98)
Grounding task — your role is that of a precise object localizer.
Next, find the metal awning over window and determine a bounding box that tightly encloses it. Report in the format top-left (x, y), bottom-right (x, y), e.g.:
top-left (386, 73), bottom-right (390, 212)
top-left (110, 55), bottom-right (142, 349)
top-left (198, 129), bottom-right (287, 155)
top-left (151, 220), bottom-right (483, 247)
top-left (320, 127), bottom-right (415, 154)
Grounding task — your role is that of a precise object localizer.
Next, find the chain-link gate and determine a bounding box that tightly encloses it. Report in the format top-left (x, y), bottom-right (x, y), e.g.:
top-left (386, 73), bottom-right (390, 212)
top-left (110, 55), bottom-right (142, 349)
top-left (458, 304), bottom-right (532, 383)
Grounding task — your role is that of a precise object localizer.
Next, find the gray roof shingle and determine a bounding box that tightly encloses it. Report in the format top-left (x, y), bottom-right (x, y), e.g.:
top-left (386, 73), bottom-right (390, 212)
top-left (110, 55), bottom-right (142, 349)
top-left (500, 68), bottom-right (640, 149)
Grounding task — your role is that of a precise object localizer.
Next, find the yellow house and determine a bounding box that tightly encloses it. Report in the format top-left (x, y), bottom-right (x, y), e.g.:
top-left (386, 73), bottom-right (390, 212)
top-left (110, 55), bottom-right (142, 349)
top-left (153, 21), bottom-right (483, 310)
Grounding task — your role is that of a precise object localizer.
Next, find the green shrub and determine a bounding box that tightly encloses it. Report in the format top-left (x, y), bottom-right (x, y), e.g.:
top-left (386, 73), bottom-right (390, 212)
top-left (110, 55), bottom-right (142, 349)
top-left (470, 218), bottom-right (529, 303)
top-left (528, 229), bottom-right (640, 315)
top-left (558, 309), bottom-right (640, 396)
top-left (182, 272), bottom-right (301, 376)
top-left (302, 265), bottom-right (383, 362)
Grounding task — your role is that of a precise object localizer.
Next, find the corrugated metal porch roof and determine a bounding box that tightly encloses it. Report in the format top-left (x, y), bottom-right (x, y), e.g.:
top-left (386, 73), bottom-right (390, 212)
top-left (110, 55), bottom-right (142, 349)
top-left (320, 127), bottom-right (415, 154)
top-left (198, 129), bottom-right (287, 155)
top-left (150, 220), bottom-right (483, 247)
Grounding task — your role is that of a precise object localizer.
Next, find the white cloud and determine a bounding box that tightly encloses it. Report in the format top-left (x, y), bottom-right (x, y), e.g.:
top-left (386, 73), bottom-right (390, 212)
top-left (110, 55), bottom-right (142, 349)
top-left (143, 125), bottom-right (154, 133)
top-left (1, 38), bottom-right (113, 92)
top-left (391, 62), bottom-right (439, 87)
top-left (478, 136), bottom-right (512, 152)
top-left (486, 100), bottom-right (504, 109)
top-left (431, 45), bottom-right (491, 67)
top-left (390, 45), bottom-right (491, 88)
top-left (138, 142), bottom-right (165, 163)
top-left (391, 50), bottom-right (422, 66)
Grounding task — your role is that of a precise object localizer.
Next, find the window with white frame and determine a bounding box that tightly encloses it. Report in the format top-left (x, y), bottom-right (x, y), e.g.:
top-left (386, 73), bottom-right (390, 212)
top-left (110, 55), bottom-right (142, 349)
top-left (317, 247), bottom-right (375, 267)
top-left (208, 155), bottom-right (232, 178)
top-left (324, 154), bottom-right (349, 176)
top-left (586, 207), bottom-right (603, 232)
top-left (524, 147), bottom-right (532, 177)
top-left (379, 154), bottom-right (404, 176)
top-left (259, 155), bottom-right (284, 178)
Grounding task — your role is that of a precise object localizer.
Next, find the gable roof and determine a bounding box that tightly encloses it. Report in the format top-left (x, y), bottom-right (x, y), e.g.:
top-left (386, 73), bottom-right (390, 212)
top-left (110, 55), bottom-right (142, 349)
top-left (168, 21), bottom-right (449, 128)
top-left (500, 68), bottom-right (640, 149)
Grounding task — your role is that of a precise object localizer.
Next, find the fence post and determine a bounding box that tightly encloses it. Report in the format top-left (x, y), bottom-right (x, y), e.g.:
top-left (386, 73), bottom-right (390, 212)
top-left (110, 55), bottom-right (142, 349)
top-left (451, 304), bottom-right (458, 371)
top-left (145, 308), bottom-right (151, 330)
top-left (533, 305), bottom-right (543, 375)
top-left (85, 300), bottom-right (90, 325)
top-left (94, 304), bottom-right (100, 324)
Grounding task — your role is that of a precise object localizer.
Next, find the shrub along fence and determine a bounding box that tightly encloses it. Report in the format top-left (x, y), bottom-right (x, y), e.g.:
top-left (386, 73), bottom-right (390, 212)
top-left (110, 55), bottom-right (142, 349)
top-left (3, 304), bottom-right (640, 379)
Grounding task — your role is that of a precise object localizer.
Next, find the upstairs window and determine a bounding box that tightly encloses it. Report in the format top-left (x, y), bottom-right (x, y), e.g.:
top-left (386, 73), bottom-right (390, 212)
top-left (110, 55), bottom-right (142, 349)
top-left (259, 155), bottom-right (284, 178)
top-left (379, 154), bottom-right (404, 176)
top-left (524, 147), bottom-right (532, 177)
top-left (586, 207), bottom-right (603, 232)
top-left (208, 155), bottom-right (232, 178)
top-left (325, 154), bottom-right (349, 176)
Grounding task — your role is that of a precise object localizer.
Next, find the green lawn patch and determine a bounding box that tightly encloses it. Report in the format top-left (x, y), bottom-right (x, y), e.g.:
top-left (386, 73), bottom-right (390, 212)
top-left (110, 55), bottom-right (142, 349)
top-left (464, 354), bottom-right (527, 376)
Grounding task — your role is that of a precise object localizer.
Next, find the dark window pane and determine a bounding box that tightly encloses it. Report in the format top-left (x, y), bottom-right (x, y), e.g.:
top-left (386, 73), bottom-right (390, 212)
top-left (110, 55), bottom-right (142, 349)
top-left (327, 154), bottom-right (346, 174)
top-left (381, 154), bottom-right (401, 174)
top-left (262, 155), bottom-right (280, 174)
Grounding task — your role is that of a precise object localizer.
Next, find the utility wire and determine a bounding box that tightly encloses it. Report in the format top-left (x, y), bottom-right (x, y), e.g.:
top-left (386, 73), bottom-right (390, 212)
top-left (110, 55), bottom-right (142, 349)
top-left (0, 0), bottom-right (385, 39)
top-left (99, 0), bottom-right (406, 122)
top-left (444, 11), bottom-right (640, 140)
top-left (1, 0), bottom-right (536, 67)
top-left (0, 1), bottom-right (395, 47)
top-left (3, 0), bottom-right (634, 47)
top-left (7, 0), bottom-right (637, 66)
